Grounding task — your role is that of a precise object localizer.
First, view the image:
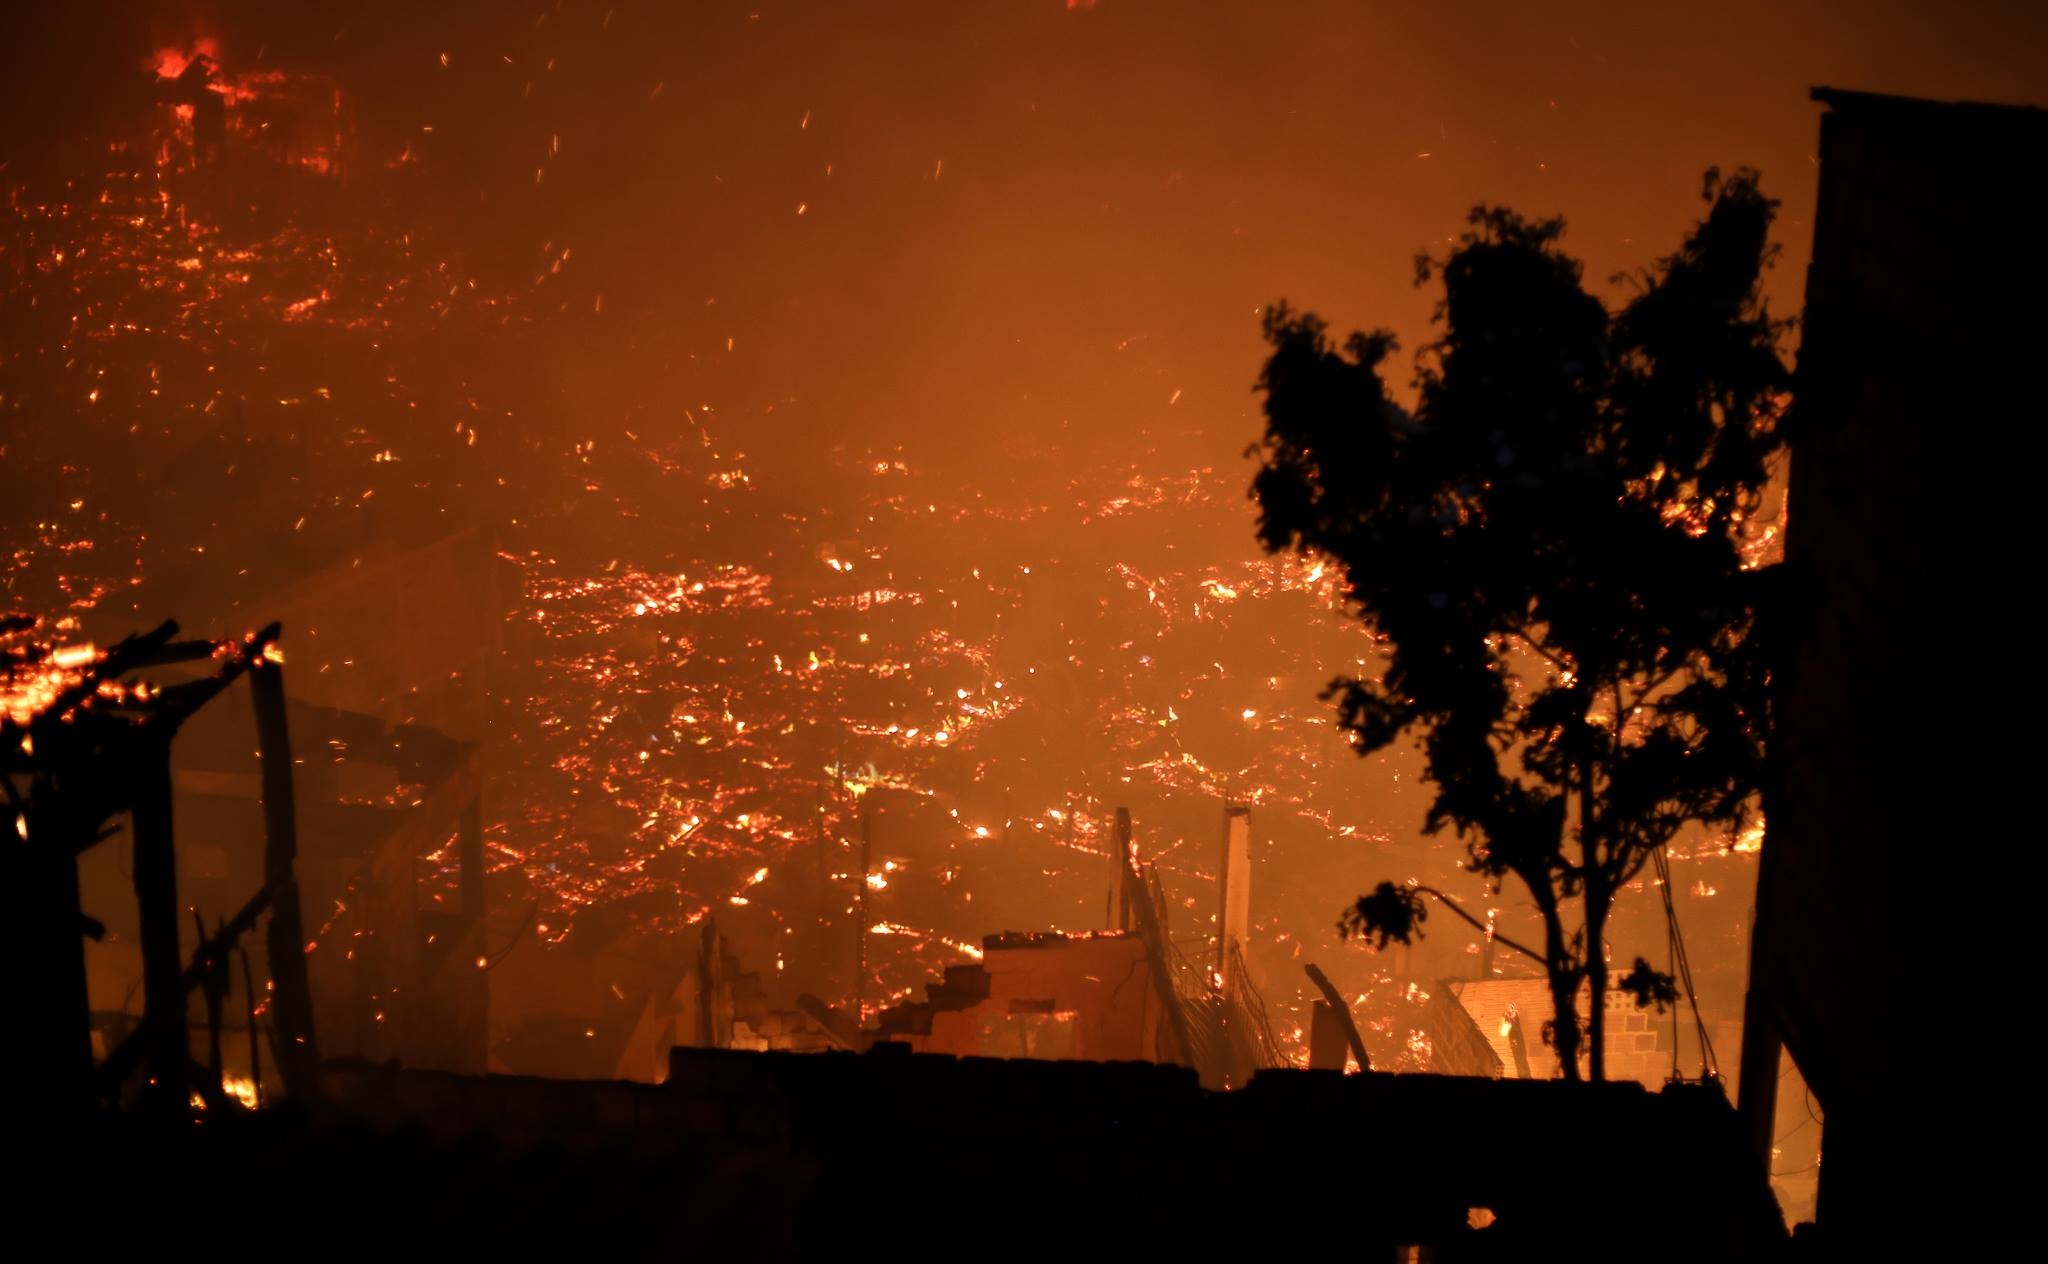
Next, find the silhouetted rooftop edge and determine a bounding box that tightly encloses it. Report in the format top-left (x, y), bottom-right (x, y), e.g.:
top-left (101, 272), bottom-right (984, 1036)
top-left (1812, 83), bottom-right (2047, 119)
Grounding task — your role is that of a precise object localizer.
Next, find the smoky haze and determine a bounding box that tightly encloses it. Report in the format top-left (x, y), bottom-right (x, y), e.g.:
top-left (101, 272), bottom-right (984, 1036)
top-left (12, 0), bottom-right (2047, 476)
top-left (4, 0), bottom-right (2042, 1088)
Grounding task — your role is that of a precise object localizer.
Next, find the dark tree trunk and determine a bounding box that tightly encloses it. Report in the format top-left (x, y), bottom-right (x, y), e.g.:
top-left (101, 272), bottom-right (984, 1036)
top-left (1586, 891), bottom-right (1610, 1082)
top-left (1581, 764), bottom-right (1608, 1081)
top-left (1538, 898), bottom-right (1582, 1082)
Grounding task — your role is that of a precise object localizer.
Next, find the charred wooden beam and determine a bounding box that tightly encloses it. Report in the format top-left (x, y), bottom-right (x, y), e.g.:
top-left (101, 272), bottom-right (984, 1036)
top-left (1308, 1000), bottom-right (1350, 1070)
top-left (131, 738), bottom-right (188, 1116)
top-left (16, 797), bottom-right (98, 1118)
top-left (796, 994), bottom-right (860, 1051)
top-left (130, 639), bottom-right (237, 667)
top-left (1303, 962), bottom-right (1372, 1073)
top-left (250, 652), bottom-right (320, 1096)
top-left (94, 875), bottom-right (285, 1097)
top-left (239, 944), bottom-right (265, 1109)
top-left (195, 910), bottom-right (227, 1098)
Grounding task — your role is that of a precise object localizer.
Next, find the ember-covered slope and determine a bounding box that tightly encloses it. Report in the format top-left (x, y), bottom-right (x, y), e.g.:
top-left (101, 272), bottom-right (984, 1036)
top-left (0, 3), bottom-right (1838, 1069)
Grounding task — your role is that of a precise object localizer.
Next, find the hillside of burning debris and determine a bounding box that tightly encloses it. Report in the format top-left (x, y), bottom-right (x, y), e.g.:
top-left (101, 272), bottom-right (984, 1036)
top-left (0, 6), bottom-right (1767, 1073)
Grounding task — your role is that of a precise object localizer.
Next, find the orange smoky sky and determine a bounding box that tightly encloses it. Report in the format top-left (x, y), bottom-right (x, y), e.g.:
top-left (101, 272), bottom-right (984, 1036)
top-left (6, 0), bottom-right (2044, 478)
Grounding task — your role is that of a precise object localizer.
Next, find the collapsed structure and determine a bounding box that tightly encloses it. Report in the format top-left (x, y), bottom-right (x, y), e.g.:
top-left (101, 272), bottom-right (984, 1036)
top-left (6, 620), bottom-right (320, 1116)
top-left (1427, 978), bottom-right (1671, 1085)
top-left (6, 616), bottom-right (490, 1123)
top-left (862, 805), bottom-right (1284, 1088)
top-left (77, 690), bottom-right (492, 1075)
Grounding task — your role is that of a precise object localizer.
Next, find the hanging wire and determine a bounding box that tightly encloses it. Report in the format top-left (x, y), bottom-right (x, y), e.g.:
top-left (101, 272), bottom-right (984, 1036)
top-left (1652, 842), bottom-right (1718, 1080)
top-left (1666, 868), bottom-right (1681, 1080)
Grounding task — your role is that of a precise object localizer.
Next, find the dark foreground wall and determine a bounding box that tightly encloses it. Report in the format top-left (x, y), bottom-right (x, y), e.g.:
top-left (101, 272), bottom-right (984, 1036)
top-left (25, 1048), bottom-right (1781, 1260)
top-left (1747, 87), bottom-right (2048, 1243)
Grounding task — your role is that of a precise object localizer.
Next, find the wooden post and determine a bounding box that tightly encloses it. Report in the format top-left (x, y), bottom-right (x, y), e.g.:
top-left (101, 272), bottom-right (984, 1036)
top-left (17, 796), bottom-right (97, 1117)
top-left (695, 919), bottom-right (731, 1048)
top-left (815, 779), bottom-right (828, 886)
top-left (250, 656), bottom-right (319, 1095)
top-left (131, 741), bottom-right (188, 1115)
top-left (854, 810), bottom-right (871, 1028)
top-left (196, 910), bottom-right (226, 1099)
top-left (1303, 963), bottom-right (1372, 1072)
top-left (1216, 805), bottom-right (1252, 995)
top-left (239, 944), bottom-right (264, 1109)
top-left (1308, 1000), bottom-right (1350, 1070)
top-left (821, 751), bottom-right (843, 887)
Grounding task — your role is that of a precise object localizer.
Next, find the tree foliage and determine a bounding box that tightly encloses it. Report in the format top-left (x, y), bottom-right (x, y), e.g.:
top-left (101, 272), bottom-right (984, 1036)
top-left (1341, 881), bottom-right (1430, 952)
top-left (1251, 169), bottom-right (1789, 1080)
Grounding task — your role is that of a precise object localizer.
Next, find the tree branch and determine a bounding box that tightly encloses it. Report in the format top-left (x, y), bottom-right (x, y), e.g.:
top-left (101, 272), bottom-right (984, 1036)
top-left (1622, 664), bottom-right (1684, 725)
top-left (1507, 623), bottom-right (1574, 677)
top-left (1413, 885), bottom-right (1548, 965)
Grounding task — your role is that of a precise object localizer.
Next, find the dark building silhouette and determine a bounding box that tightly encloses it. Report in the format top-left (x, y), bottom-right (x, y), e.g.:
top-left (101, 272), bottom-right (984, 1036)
top-left (34, 1049), bottom-right (1778, 1259)
top-left (1740, 87), bottom-right (2048, 1242)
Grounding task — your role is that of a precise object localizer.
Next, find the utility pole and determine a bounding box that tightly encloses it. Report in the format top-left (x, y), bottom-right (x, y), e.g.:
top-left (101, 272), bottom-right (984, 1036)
top-left (815, 755), bottom-right (836, 886)
top-left (1113, 808), bottom-right (1134, 931)
top-left (854, 809), bottom-right (871, 1030)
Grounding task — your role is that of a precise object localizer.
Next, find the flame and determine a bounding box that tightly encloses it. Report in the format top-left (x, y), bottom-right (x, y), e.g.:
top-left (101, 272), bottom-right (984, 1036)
top-left (50, 642), bottom-right (97, 668)
top-left (149, 39), bottom-right (221, 82)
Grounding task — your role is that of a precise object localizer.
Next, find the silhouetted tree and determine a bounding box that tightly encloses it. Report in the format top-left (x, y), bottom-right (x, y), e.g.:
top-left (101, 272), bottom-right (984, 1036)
top-left (1250, 170), bottom-right (1788, 1080)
